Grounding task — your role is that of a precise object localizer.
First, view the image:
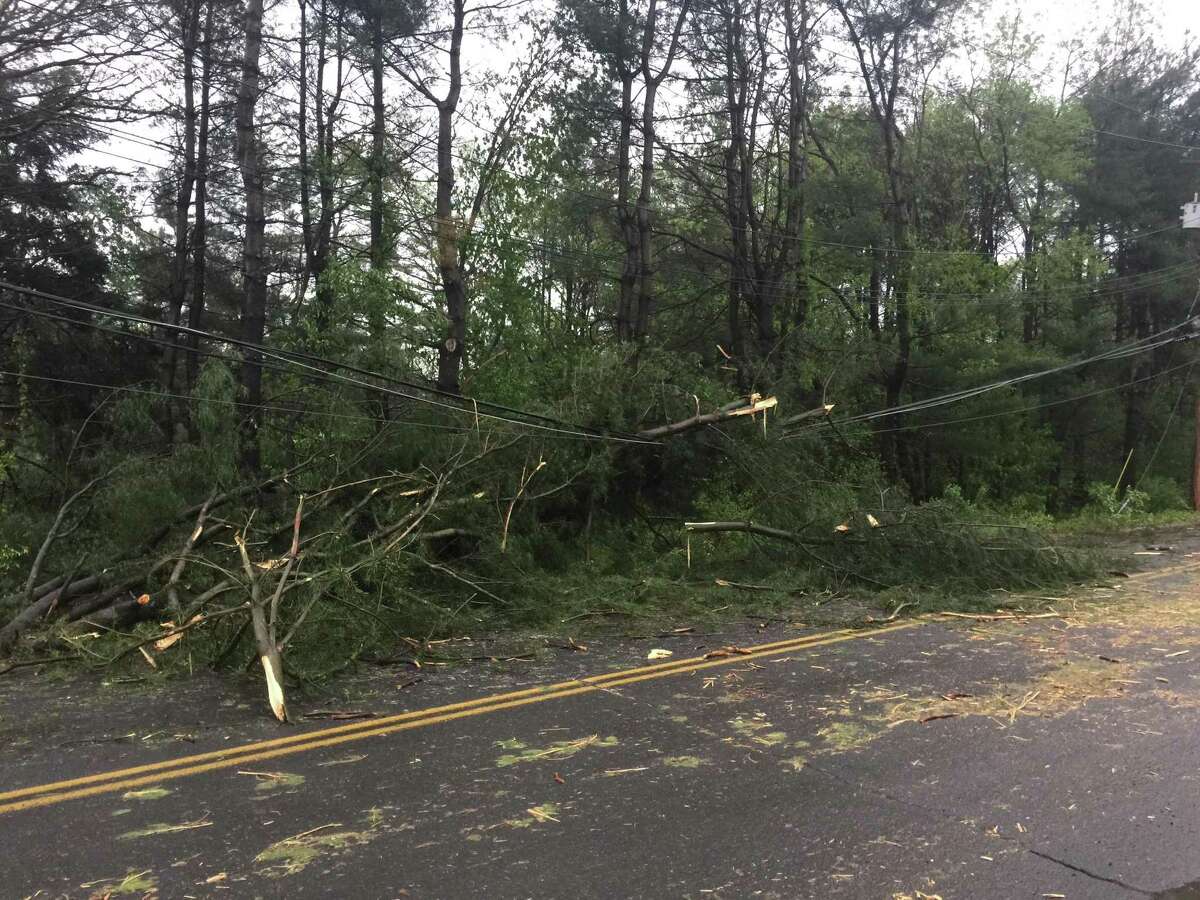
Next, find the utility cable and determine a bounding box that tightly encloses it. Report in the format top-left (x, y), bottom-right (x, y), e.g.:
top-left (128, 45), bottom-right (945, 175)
top-left (0, 280), bottom-right (659, 445)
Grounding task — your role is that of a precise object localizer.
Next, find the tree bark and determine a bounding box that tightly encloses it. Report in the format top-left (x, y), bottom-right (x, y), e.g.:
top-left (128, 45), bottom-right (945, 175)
top-left (161, 0), bottom-right (202, 412)
top-left (615, 1), bottom-right (637, 343)
top-left (631, 0), bottom-right (690, 341)
top-left (433, 0), bottom-right (466, 394)
top-left (778, 0), bottom-right (810, 368)
top-left (684, 520), bottom-right (799, 542)
top-left (0, 577), bottom-right (100, 656)
top-left (236, 0), bottom-right (267, 471)
top-left (369, 8), bottom-right (386, 275)
top-left (636, 394), bottom-right (778, 439)
top-left (299, 0), bottom-right (343, 332)
top-left (186, 0), bottom-right (214, 394)
top-left (721, 0), bottom-right (750, 384)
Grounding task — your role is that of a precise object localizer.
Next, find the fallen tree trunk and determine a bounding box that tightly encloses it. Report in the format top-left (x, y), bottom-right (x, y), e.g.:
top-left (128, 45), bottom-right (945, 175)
top-left (0, 519), bottom-right (226, 656)
top-left (62, 584), bottom-right (140, 623)
top-left (74, 594), bottom-right (160, 631)
top-left (0, 576), bottom-right (103, 655)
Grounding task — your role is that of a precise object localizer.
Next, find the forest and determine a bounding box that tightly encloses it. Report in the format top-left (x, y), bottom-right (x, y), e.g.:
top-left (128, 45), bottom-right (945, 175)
top-left (1, 0), bottom-right (1198, 718)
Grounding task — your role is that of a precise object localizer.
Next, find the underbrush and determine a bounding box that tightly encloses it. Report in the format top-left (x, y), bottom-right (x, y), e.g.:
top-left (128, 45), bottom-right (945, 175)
top-left (0, 358), bottom-right (1127, 695)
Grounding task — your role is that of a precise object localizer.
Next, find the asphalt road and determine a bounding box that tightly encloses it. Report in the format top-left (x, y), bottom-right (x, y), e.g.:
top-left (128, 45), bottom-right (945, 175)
top-left (6, 547), bottom-right (1200, 899)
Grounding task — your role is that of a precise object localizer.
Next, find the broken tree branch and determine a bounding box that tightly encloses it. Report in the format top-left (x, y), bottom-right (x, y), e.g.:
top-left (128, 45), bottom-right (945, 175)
top-left (685, 521), bottom-right (799, 543)
top-left (236, 513), bottom-right (290, 724)
top-left (778, 404), bottom-right (836, 428)
top-left (637, 394), bottom-right (778, 440)
top-left (166, 493), bottom-right (215, 618)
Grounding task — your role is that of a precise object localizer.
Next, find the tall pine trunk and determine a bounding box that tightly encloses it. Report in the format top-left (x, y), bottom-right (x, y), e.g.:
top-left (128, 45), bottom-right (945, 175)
top-left (434, 0), bottom-right (466, 394)
top-left (161, 0), bottom-right (202, 415)
top-left (236, 0), bottom-right (267, 471)
top-left (186, 0), bottom-right (214, 394)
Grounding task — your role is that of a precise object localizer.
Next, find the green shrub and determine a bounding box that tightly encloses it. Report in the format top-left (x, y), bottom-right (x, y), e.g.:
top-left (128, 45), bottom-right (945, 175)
top-left (1085, 481), bottom-right (1148, 517)
top-left (1139, 476), bottom-right (1189, 513)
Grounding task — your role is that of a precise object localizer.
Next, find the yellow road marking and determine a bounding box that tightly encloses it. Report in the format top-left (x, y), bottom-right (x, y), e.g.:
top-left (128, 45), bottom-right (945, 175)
top-left (8, 555), bottom-right (1200, 818)
top-left (0, 626), bottom-right (859, 804)
top-left (0, 621), bottom-right (920, 815)
top-left (1128, 559), bottom-right (1200, 582)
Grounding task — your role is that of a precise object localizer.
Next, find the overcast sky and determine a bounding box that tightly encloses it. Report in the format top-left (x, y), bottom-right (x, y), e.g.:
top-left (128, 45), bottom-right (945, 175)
top-left (994, 0), bottom-right (1193, 56)
top-left (82, 0), bottom-right (1197, 230)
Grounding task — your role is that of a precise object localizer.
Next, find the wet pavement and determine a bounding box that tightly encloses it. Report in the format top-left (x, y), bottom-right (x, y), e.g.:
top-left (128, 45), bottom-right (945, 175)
top-left (5, 536), bottom-right (1200, 898)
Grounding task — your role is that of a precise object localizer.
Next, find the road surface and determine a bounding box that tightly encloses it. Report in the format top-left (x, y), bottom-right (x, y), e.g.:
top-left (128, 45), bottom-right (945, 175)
top-left (5, 542), bottom-right (1200, 898)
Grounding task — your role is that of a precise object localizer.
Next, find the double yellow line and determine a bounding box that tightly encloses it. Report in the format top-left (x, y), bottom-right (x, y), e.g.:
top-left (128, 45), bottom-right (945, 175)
top-left (6, 558), bottom-right (1198, 818)
top-left (1128, 558), bottom-right (1200, 582)
top-left (0, 620), bottom-right (920, 816)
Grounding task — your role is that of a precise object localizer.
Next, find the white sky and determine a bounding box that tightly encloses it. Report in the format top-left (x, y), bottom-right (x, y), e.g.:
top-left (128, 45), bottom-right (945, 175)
top-left (78, 0), bottom-right (1197, 233)
top-left (991, 0), bottom-right (1195, 59)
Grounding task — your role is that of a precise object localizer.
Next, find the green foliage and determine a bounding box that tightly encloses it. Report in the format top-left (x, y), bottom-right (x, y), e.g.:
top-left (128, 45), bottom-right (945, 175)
top-left (1138, 476), bottom-right (1190, 514)
top-left (191, 360), bottom-right (242, 490)
top-left (1084, 481), bottom-right (1148, 517)
top-left (0, 449), bottom-right (18, 578)
top-left (5, 2), bottom-right (1199, 681)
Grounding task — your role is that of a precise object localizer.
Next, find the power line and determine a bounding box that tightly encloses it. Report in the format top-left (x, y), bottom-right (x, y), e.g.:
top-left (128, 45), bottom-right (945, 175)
top-left (863, 356), bottom-right (1200, 436)
top-left (789, 319), bottom-right (1197, 434)
top-left (0, 369), bottom-right (465, 434)
top-left (1128, 283), bottom-right (1200, 489)
top-left (0, 279), bottom-right (659, 446)
top-left (2, 296), bottom-right (629, 445)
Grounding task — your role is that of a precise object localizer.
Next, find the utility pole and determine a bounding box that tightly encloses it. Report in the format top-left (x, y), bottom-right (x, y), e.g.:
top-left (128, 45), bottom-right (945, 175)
top-left (1184, 194), bottom-right (1200, 509)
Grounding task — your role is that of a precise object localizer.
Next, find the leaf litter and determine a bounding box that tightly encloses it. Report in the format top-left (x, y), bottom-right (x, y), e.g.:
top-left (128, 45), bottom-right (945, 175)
top-left (494, 734), bottom-right (618, 767)
top-left (118, 816), bottom-right (213, 841)
top-left (121, 787), bottom-right (171, 801)
top-left (238, 770), bottom-right (306, 792)
top-left (81, 869), bottom-right (157, 898)
top-left (255, 813), bottom-right (387, 878)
